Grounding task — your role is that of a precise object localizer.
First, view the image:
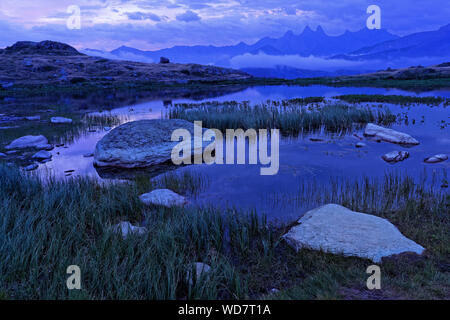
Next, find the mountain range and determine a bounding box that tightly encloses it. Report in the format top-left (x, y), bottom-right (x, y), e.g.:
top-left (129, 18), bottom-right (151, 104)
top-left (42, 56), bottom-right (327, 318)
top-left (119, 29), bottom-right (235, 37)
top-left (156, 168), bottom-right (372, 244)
top-left (82, 24), bottom-right (450, 79)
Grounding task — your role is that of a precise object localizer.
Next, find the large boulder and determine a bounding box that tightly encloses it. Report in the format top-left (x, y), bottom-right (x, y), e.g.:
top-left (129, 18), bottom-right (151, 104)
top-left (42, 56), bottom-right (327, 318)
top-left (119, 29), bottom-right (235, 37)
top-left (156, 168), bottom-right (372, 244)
top-left (364, 123), bottom-right (419, 145)
top-left (32, 150), bottom-right (52, 160)
top-left (282, 204), bottom-right (425, 263)
top-left (5, 135), bottom-right (48, 149)
top-left (94, 119), bottom-right (204, 168)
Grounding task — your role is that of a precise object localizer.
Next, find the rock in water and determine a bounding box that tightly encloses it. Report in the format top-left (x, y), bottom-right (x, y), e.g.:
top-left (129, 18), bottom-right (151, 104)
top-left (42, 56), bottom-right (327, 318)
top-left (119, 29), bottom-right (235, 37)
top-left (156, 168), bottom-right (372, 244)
top-left (424, 154), bottom-right (448, 164)
top-left (113, 221), bottom-right (147, 239)
top-left (24, 163), bottom-right (38, 171)
top-left (139, 189), bottom-right (187, 207)
top-left (382, 150), bottom-right (409, 163)
top-left (159, 57), bottom-right (170, 64)
top-left (5, 135), bottom-right (48, 149)
top-left (51, 117), bottom-right (72, 124)
top-left (32, 150), bottom-right (52, 160)
top-left (282, 204), bottom-right (425, 263)
top-left (355, 142), bottom-right (366, 148)
top-left (94, 119), bottom-right (204, 168)
top-left (364, 123), bottom-right (419, 145)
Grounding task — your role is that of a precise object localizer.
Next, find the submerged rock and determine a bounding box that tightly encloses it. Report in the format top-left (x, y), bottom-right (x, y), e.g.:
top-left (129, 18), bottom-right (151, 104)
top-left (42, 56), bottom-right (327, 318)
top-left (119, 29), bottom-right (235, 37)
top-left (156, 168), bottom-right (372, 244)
top-left (25, 115), bottom-right (40, 121)
top-left (364, 123), bottom-right (419, 145)
top-left (94, 119), bottom-right (204, 168)
top-left (0, 152), bottom-right (6, 158)
top-left (113, 221), bottom-right (147, 239)
top-left (382, 150), bottom-right (409, 163)
top-left (282, 204), bottom-right (425, 263)
top-left (83, 152), bottom-right (94, 158)
top-left (5, 135), bottom-right (48, 149)
top-left (355, 142), bottom-right (366, 148)
top-left (32, 150), bottom-right (52, 160)
top-left (51, 117), bottom-right (72, 124)
top-left (139, 189), bottom-right (186, 207)
top-left (424, 154), bottom-right (448, 164)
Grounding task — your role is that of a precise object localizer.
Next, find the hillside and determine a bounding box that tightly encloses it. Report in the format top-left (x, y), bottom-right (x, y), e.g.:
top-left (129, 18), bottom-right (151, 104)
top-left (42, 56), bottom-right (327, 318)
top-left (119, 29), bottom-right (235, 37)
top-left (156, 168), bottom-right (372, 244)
top-left (0, 41), bottom-right (251, 86)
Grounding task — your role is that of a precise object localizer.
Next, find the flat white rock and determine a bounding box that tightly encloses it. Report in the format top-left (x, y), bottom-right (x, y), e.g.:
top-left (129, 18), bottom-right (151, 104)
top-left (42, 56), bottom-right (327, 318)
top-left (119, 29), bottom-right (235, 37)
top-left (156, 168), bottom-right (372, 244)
top-left (139, 189), bottom-right (186, 207)
top-left (282, 204), bottom-right (425, 263)
top-left (5, 135), bottom-right (48, 149)
top-left (51, 117), bottom-right (72, 124)
top-left (364, 123), bottom-right (419, 145)
top-left (113, 221), bottom-right (147, 239)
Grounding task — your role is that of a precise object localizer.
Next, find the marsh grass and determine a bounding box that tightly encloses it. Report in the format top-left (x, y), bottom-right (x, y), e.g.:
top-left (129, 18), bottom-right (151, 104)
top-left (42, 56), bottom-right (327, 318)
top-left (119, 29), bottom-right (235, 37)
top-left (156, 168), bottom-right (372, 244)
top-left (0, 164), bottom-right (448, 300)
top-left (168, 101), bottom-right (396, 135)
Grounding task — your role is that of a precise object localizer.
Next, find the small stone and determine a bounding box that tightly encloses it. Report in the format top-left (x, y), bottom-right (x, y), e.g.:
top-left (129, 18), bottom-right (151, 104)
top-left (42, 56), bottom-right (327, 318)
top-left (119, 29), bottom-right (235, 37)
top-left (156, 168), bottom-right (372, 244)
top-left (113, 221), bottom-right (147, 239)
top-left (355, 142), bottom-right (366, 148)
top-left (382, 151), bottom-right (409, 163)
top-left (139, 189), bottom-right (187, 207)
top-left (5, 135), bottom-right (48, 149)
top-left (104, 126), bottom-right (111, 131)
top-left (0, 152), bottom-right (6, 158)
top-left (186, 262), bottom-right (211, 285)
top-left (25, 116), bottom-right (40, 121)
top-left (32, 150), bottom-right (52, 160)
top-left (51, 117), bottom-right (72, 124)
top-left (24, 163), bottom-right (38, 171)
top-left (83, 153), bottom-right (94, 158)
top-left (423, 154), bottom-right (448, 164)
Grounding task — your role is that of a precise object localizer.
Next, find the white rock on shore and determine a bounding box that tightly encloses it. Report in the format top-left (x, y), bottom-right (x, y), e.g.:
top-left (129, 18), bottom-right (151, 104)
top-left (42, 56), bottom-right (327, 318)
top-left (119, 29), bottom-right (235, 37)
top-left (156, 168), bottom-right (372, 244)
top-left (282, 204), bottom-right (425, 263)
top-left (424, 154), bottom-right (448, 164)
top-left (382, 150), bottom-right (410, 163)
top-left (5, 135), bottom-right (48, 149)
top-left (364, 123), bottom-right (419, 145)
top-left (139, 189), bottom-right (187, 207)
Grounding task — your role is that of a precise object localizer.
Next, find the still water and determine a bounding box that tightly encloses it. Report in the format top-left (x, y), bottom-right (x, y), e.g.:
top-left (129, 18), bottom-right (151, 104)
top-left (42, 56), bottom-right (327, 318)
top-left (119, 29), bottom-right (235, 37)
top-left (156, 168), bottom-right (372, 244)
top-left (35, 85), bottom-right (450, 221)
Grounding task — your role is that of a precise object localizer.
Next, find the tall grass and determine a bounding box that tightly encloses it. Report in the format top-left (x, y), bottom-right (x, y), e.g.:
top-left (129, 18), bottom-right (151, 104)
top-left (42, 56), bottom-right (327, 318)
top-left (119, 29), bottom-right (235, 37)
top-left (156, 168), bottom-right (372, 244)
top-left (334, 94), bottom-right (448, 106)
top-left (168, 101), bottom-right (396, 135)
top-left (0, 164), bottom-right (448, 299)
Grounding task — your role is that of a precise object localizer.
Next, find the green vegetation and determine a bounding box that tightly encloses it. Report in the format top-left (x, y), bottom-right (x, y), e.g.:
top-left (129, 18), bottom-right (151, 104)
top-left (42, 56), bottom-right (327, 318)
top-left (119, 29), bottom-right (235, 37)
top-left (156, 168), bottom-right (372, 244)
top-left (2, 76), bottom-right (450, 99)
top-left (334, 94), bottom-right (449, 105)
top-left (168, 101), bottom-right (396, 134)
top-left (0, 164), bottom-right (447, 299)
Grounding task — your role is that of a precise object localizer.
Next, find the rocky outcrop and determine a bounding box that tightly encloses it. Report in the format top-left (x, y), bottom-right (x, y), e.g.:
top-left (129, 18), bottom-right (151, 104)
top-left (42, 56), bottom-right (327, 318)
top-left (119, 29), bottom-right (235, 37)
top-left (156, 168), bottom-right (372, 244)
top-left (382, 151), bottom-right (409, 163)
top-left (364, 123), bottom-right (419, 145)
top-left (139, 189), bottom-right (187, 207)
top-left (5, 135), bottom-right (48, 149)
top-left (424, 154), bottom-right (448, 163)
top-left (282, 204), bottom-right (425, 263)
top-left (94, 119), bottom-right (204, 168)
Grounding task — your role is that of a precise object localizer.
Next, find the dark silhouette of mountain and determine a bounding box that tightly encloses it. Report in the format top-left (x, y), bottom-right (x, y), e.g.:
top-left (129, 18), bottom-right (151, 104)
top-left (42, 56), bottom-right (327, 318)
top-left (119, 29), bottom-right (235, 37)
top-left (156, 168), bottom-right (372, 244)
top-left (333, 24), bottom-right (450, 60)
top-left (84, 25), bottom-right (398, 65)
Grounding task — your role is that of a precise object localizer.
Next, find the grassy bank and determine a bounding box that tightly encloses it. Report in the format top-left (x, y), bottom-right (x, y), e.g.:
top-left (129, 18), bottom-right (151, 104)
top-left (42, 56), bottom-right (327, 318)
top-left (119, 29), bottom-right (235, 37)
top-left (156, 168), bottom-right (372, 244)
top-left (334, 94), bottom-right (449, 106)
top-left (0, 164), bottom-right (448, 299)
top-left (2, 76), bottom-right (450, 99)
top-left (168, 101), bottom-right (396, 134)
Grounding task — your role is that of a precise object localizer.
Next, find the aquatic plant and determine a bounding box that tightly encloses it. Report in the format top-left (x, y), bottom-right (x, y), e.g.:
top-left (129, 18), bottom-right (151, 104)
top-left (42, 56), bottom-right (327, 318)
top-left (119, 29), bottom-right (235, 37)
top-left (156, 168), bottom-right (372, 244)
top-left (168, 101), bottom-right (396, 134)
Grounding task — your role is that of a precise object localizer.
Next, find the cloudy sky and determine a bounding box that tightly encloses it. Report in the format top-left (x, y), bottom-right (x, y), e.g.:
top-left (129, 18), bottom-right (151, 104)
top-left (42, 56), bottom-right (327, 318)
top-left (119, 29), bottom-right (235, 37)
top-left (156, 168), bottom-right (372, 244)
top-left (0, 0), bottom-right (448, 50)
